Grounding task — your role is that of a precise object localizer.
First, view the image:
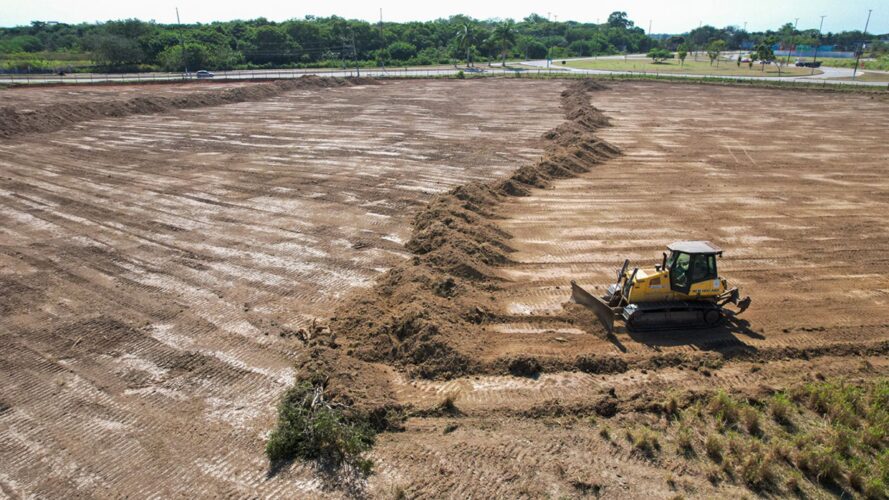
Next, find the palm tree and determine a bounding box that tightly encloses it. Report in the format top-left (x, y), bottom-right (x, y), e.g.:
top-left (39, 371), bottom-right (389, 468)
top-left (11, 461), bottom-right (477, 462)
top-left (455, 23), bottom-right (474, 67)
top-left (489, 20), bottom-right (517, 67)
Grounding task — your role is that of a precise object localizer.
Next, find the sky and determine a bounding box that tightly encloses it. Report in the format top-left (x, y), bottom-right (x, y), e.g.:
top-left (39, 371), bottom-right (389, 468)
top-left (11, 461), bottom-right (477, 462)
top-left (0, 0), bottom-right (885, 34)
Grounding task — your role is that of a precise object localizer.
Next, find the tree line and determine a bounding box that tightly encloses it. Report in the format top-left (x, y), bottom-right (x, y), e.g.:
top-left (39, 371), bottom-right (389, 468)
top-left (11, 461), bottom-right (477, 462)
top-left (0, 13), bottom-right (885, 73)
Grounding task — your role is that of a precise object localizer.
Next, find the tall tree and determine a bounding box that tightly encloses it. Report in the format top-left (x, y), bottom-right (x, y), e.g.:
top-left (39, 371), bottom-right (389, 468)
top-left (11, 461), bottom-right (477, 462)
top-left (677, 44), bottom-right (689, 66)
top-left (707, 39), bottom-right (726, 67)
top-left (607, 12), bottom-right (632, 29)
top-left (455, 22), bottom-right (475, 66)
top-left (753, 42), bottom-right (775, 72)
top-left (489, 20), bottom-right (517, 67)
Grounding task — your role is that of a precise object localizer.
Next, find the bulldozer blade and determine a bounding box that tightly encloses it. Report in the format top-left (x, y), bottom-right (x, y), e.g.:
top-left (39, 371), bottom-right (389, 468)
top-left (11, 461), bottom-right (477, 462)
top-left (570, 280), bottom-right (616, 333)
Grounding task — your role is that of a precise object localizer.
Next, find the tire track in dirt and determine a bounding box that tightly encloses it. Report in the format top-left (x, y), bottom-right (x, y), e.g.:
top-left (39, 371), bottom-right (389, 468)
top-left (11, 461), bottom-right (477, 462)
top-left (484, 81), bottom-right (889, 363)
top-left (0, 79), bottom-right (565, 497)
top-left (364, 82), bottom-right (889, 498)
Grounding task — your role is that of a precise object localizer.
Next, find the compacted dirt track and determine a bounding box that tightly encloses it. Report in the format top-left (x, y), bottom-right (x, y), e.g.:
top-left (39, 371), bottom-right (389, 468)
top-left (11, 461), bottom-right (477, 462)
top-left (0, 79), bottom-right (564, 497)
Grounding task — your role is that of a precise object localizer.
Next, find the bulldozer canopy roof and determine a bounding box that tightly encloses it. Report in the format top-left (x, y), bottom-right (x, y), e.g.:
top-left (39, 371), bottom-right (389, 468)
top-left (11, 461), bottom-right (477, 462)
top-left (667, 241), bottom-right (723, 255)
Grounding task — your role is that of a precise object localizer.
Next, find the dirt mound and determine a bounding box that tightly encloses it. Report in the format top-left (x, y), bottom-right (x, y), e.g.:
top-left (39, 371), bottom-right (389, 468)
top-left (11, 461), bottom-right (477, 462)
top-left (330, 79), bottom-right (620, 379)
top-left (0, 76), bottom-right (377, 139)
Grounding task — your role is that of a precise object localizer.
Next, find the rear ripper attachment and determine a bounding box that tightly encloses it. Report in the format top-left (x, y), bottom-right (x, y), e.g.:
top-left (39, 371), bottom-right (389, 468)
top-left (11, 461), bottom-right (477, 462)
top-left (570, 241), bottom-right (751, 333)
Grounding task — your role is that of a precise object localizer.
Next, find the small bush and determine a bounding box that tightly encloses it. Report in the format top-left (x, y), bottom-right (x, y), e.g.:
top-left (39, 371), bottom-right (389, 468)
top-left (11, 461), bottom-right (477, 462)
top-left (849, 467), bottom-right (865, 492)
top-left (784, 475), bottom-right (801, 495)
top-left (266, 382), bottom-right (376, 473)
top-left (630, 427), bottom-right (660, 458)
top-left (770, 393), bottom-right (793, 426)
top-left (740, 451), bottom-right (777, 491)
top-left (728, 433), bottom-right (751, 461)
top-left (706, 434), bottom-right (723, 462)
top-left (705, 464), bottom-right (722, 484)
top-left (863, 476), bottom-right (887, 499)
top-left (796, 380), bottom-right (863, 428)
top-left (599, 425), bottom-right (611, 441)
top-left (677, 426), bottom-right (694, 456)
top-left (795, 444), bottom-right (842, 484)
top-left (863, 424), bottom-right (885, 449)
top-left (741, 406), bottom-right (762, 435)
top-left (664, 395), bottom-right (680, 420)
top-left (709, 390), bottom-right (740, 429)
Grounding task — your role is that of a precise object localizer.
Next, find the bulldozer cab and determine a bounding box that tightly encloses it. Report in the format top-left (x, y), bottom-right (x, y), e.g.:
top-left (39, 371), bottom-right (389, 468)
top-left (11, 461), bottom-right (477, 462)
top-left (665, 241), bottom-right (720, 294)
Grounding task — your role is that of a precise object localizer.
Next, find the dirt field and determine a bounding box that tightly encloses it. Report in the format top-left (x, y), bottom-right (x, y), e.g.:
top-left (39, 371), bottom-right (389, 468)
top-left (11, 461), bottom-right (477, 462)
top-left (359, 82), bottom-right (889, 498)
top-left (0, 79), bottom-right (564, 497)
top-left (0, 81), bottom-right (260, 108)
top-left (2, 78), bottom-right (888, 498)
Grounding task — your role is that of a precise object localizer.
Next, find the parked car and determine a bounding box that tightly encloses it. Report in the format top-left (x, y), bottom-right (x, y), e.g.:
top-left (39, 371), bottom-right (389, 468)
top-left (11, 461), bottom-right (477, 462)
top-left (795, 60), bottom-right (822, 68)
top-left (196, 70), bottom-right (214, 78)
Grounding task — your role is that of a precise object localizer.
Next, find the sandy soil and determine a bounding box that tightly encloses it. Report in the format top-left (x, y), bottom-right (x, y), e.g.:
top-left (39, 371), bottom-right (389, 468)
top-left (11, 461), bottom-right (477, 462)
top-left (2, 78), bottom-right (888, 499)
top-left (480, 81), bottom-right (889, 362)
top-left (361, 82), bottom-right (889, 498)
top-left (0, 81), bottom-right (260, 109)
top-left (0, 79), bottom-right (564, 497)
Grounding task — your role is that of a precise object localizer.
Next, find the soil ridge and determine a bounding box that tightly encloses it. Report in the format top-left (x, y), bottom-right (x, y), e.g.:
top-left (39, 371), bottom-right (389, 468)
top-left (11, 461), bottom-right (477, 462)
top-left (0, 76), bottom-right (378, 139)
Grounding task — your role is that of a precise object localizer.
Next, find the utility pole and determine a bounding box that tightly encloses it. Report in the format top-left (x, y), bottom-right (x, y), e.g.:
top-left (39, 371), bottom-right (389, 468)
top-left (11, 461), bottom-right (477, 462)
top-left (351, 30), bottom-right (359, 77)
top-left (379, 8), bottom-right (385, 71)
top-left (852, 9), bottom-right (872, 80)
top-left (176, 7), bottom-right (188, 77)
top-left (812, 15), bottom-right (826, 75)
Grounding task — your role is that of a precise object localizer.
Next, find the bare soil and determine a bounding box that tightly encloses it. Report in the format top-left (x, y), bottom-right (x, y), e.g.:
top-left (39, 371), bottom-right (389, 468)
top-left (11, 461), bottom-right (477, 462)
top-left (0, 78), bottom-right (564, 497)
top-left (2, 78), bottom-right (888, 499)
top-left (359, 81), bottom-right (889, 498)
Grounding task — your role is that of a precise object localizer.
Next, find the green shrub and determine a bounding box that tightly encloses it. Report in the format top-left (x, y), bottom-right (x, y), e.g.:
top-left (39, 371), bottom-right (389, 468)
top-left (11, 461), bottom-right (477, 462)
top-left (740, 451), bottom-right (777, 490)
top-left (706, 434), bottom-right (723, 462)
top-left (630, 427), bottom-right (660, 458)
top-left (795, 444), bottom-right (842, 484)
top-left (741, 406), bottom-right (761, 436)
top-left (863, 476), bottom-right (887, 499)
top-left (709, 390), bottom-right (740, 429)
top-left (599, 425), bottom-right (611, 441)
top-left (677, 426), bottom-right (694, 456)
top-left (266, 381), bottom-right (376, 473)
top-left (770, 393), bottom-right (793, 426)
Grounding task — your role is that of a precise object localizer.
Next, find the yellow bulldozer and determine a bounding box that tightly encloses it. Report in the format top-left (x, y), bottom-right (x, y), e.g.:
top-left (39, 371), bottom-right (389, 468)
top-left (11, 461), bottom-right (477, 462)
top-left (570, 241), bottom-right (751, 332)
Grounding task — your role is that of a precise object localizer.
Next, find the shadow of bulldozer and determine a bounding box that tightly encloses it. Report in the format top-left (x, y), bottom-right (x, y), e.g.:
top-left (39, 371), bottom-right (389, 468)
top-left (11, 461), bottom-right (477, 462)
top-left (608, 312), bottom-right (764, 355)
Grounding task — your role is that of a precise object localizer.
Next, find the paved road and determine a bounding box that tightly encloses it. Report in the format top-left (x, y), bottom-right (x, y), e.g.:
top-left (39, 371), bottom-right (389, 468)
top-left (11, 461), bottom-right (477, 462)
top-left (519, 56), bottom-right (886, 86)
top-left (1, 58), bottom-right (886, 87)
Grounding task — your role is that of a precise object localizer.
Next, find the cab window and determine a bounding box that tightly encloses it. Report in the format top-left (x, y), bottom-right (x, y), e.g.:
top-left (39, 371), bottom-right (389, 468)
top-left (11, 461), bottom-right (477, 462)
top-left (690, 254), bottom-right (717, 283)
top-left (671, 252), bottom-right (690, 288)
